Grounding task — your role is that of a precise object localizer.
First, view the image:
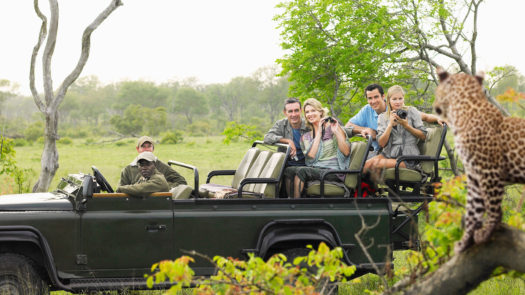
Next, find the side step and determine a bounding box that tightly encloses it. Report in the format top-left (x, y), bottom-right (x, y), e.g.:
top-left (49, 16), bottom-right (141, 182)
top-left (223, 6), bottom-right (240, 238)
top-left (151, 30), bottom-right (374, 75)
top-left (65, 278), bottom-right (172, 292)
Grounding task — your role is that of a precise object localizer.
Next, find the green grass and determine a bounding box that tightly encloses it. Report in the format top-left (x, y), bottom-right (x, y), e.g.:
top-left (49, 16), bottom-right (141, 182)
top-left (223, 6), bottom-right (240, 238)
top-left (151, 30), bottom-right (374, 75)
top-left (12, 136), bottom-right (249, 192)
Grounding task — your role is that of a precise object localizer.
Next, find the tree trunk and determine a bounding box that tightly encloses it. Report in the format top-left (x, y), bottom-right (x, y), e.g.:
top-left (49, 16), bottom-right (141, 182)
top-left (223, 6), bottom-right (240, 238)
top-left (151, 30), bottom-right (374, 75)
top-left (398, 225), bottom-right (525, 295)
top-left (33, 112), bottom-right (59, 192)
top-left (443, 140), bottom-right (459, 176)
top-left (29, 0), bottom-right (122, 192)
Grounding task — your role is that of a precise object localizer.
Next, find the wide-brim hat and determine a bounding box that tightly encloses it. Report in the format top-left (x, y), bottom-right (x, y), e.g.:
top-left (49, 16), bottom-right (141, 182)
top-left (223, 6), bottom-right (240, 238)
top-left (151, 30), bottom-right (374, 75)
top-left (137, 136), bottom-right (154, 148)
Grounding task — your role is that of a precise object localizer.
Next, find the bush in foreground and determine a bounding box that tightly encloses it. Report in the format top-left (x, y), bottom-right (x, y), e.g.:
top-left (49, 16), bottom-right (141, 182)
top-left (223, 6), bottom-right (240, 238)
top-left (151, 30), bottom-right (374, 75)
top-left (147, 242), bottom-right (355, 294)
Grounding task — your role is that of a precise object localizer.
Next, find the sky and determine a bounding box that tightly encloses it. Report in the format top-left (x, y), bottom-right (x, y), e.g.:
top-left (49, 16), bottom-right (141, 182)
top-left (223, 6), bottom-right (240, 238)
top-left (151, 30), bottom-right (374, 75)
top-left (1, 0), bottom-right (524, 95)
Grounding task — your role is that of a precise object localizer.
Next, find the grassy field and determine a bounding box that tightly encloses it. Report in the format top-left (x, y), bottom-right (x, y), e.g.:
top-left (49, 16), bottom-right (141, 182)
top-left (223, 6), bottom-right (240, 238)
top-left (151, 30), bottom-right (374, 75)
top-left (10, 136), bottom-right (249, 193)
top-left (5, 136), bottom-right (525, 294)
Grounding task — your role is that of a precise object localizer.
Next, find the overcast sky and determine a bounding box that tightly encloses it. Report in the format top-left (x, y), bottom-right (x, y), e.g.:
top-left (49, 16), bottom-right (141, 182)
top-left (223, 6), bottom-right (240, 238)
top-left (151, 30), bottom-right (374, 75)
top-left (1, 0), bottom-right (524, 95)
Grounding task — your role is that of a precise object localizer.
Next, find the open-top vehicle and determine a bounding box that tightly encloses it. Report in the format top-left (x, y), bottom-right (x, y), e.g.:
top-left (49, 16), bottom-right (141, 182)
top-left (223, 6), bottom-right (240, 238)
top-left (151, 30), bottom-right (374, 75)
top-left (0, 124), bottom-right (447, 294)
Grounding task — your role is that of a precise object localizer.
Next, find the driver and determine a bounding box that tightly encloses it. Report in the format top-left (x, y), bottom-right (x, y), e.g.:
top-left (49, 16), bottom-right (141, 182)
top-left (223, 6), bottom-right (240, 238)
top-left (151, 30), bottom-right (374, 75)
top-left (119, 136), bottom-right (186, 189)
top-left (116, 152), bottom-right (169, 196)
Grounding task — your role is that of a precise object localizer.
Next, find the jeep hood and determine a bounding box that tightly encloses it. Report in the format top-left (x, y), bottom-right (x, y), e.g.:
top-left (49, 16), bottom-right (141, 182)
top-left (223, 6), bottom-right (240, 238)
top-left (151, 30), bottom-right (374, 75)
top-left (0, 192), bottom-right (73, 211)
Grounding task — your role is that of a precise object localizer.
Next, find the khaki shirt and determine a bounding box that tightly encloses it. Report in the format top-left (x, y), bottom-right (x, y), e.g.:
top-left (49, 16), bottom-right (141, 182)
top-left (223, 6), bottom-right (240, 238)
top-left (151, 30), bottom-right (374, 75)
top-left (116, 169), bottom-right (169, 197)
top-left (119, 157), bottom-right (186, 189)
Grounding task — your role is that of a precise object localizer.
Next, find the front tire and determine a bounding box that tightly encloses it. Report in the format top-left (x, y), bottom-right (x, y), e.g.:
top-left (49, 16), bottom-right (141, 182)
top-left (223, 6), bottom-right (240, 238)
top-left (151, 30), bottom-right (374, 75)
top-left (0, 253), bottom-right (49, 295)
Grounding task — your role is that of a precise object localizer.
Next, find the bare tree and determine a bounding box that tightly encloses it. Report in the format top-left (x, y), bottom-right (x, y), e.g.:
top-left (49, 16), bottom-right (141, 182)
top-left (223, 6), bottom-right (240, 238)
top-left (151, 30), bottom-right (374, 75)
top-left (30, 0), bottom-right (122, 192)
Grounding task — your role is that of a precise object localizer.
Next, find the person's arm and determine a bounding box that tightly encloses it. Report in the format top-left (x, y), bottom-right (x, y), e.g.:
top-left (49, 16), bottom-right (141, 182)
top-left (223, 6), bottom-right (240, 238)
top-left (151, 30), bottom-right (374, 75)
top-left (331, 122), bottom-right (351, 156)
top-left (399, 108), bottom-right (426, 141)
top-left (305, 127), bottom-right (322, 159)
top-left (156, 161), bottom-right (187, 187)
top-left (344, 107), bottom-right (377, 139)
top-left (263, 120), bottom-right (285, 144)
top-left (118, 166), bottom-right (132, 186)
top-left (421, 112), bottom-right (445, 126)
top-left (116, 174), bottom-right (169, 197)
top-left (377, 113), bottom-right (394, 148)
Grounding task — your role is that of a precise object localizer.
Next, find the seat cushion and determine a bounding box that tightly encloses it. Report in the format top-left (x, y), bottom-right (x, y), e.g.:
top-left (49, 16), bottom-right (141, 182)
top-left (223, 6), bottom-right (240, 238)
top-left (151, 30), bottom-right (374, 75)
top-left (171, 184), bottom-right (193, 199)
top-left (383, 168), bottom-right (423, 182)
top-left (253, 152), bottom-right (286, 198)
top-left (344, 141), bottom-right (368, 189)
top-left (199, 183), bottom-right (233, 198)
top-left (306, 182), bottom-right (347, 196)
top-left (231, 147), bottom-right (260, 188)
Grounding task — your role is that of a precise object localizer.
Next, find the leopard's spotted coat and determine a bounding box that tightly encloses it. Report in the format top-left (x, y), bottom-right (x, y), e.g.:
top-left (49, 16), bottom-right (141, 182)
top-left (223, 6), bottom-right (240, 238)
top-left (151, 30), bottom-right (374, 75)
top-left (434, 68), bottom-right (525, 253)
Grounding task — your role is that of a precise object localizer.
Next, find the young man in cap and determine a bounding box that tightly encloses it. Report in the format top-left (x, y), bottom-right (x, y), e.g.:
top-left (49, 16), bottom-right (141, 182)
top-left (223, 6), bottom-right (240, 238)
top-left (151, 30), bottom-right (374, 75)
top-left (119, 136), bottom-right (187, 188)
top-left (116, 151), bottom-right (169, 196)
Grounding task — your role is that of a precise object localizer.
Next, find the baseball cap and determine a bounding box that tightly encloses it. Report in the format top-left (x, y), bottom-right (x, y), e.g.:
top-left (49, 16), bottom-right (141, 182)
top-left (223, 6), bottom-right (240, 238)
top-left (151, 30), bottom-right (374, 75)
top-left (137, 136), bottom-right (154, 148)
top-left (136, 151), bottom-right (156, 162)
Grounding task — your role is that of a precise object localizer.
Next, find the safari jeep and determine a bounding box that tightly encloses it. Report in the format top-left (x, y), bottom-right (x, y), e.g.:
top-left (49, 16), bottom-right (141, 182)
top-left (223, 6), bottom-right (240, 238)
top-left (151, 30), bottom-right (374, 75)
top-left (0, 124), bottom-right (446, 294)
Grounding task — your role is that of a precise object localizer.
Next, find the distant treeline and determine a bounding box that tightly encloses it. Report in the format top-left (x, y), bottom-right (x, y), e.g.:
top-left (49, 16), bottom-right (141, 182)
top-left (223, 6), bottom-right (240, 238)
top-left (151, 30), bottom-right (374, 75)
top-left (1, 65), bottom-right (524, 144)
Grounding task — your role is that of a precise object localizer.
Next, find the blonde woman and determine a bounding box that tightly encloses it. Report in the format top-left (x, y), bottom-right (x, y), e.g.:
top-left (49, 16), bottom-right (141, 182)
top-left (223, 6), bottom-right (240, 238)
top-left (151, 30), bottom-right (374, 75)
top-left (293, 98), bottom-right (351, 198)
top-left (364, 85), bottom-right (427, 174)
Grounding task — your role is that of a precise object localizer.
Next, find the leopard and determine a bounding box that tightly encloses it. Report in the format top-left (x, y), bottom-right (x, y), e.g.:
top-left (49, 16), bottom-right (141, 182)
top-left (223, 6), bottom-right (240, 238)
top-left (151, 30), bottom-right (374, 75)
top-left (433, 67), bottom-right (525, 254)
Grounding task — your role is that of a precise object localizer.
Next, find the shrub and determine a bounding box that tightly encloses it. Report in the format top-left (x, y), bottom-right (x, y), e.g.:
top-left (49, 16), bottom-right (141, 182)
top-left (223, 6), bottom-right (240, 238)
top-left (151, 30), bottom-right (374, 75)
top-left (222, 121), bottom-right (263, 144)
top-left (23, 121), bottom-right (44, 142)
top-left (12, 138), bottom-right (28, 147)
top-left (58, 137), bottom-right (73, 145)
top-left (161, 130), bottom-right (184, 144)
top-left (147, 242), bottom-right (355, 294)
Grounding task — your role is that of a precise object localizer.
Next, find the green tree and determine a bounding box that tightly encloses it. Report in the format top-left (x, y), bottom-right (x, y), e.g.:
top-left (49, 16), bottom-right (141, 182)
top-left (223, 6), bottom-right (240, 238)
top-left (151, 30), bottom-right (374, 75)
top-left (170, 87), bottom-right (208, 124)
top-left (275, 0), bottom-right (405, 119)
top-left (114, 80), bottom-right (170, 109)
top-left (110, 105), bottom-right (167, 136)
top-left (252, 66), bottom-right (290, 124)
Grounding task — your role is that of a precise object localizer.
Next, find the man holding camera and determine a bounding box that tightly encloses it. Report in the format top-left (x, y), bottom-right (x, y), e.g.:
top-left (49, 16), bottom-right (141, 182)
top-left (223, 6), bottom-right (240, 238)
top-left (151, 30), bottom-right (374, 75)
top-left (345, 84), bottom-right (443, 158)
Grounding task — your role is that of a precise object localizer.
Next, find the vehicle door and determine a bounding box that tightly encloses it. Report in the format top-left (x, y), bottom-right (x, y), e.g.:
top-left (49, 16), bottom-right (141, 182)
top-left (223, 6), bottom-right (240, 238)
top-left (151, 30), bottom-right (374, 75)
top-left (78, 194), bottom-right (174, 278)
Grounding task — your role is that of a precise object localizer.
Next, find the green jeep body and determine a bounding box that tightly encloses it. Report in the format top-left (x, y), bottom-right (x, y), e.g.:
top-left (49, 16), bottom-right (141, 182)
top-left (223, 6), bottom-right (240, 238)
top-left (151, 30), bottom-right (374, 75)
top-left (0, 135), bottom-right (446, 293)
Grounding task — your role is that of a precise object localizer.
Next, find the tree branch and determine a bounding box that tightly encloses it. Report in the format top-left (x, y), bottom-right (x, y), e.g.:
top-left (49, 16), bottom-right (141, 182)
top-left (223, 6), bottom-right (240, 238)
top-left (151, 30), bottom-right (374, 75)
top-left (52, 0), bottom-right (123, 111)
top-left (42, 0), bottom-right (59, 107)
top-left (398, 225), bottom-right (525, 295)
top-left (29, 0), bottom-right (47, 113)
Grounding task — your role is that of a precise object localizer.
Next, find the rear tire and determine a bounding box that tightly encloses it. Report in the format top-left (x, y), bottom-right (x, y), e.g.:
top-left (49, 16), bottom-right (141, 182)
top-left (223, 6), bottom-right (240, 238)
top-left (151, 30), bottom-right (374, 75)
top-left (0, 253), bottom-right (49, 295)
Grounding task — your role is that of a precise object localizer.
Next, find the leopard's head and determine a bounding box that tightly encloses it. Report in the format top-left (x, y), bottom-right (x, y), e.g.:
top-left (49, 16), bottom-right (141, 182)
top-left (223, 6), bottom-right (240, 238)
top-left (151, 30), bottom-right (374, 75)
top-left (433, 67), bottom-right (484, 123)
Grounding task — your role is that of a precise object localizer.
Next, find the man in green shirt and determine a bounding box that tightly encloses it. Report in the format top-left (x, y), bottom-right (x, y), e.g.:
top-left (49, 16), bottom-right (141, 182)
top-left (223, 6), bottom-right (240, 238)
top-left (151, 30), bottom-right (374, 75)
top-left (119, 136), bottom-right (186, 189)
top-left (116, 152), bottom-right (169, 197)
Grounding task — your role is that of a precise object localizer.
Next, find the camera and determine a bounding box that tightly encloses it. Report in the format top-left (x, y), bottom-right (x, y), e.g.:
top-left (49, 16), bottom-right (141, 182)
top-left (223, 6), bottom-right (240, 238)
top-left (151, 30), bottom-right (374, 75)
top-left (324, 116), bottom-right (337, 123)
top-left (395, 109), bottom-right (408, 119)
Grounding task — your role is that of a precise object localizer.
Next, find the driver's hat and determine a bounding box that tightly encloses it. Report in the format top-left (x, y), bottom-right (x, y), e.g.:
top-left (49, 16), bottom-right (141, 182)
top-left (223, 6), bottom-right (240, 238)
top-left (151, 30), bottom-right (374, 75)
top-left (137, 136), bottom-right (154, 148)
top-left (136, 151), bottom-right (156, 163)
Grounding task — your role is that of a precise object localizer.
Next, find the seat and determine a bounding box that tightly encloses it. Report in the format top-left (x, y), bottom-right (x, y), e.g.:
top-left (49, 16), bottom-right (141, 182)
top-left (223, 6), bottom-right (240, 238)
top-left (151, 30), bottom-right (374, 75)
top-left (201, 150), bottom-right (272, 198)
top-left (305, 138), bottom-right (372, 197)
top-left (382, 123), bottom-right (448, 198)
top-left (220, 151), bottom-right (286, 199)
top-left (198, 147), bottom-right (260, 198)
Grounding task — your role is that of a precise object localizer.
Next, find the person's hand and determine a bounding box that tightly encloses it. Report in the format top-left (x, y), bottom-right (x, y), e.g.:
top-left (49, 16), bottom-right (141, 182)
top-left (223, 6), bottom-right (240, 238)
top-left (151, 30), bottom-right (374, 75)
top-left (397, 114), bottom-right (409, 128)
top-left (437, 118), bottom-right (446, 126)
top-left (360, 128), bottom-right (377, 139)
top-left (389, 111), bottom-right (399, 126)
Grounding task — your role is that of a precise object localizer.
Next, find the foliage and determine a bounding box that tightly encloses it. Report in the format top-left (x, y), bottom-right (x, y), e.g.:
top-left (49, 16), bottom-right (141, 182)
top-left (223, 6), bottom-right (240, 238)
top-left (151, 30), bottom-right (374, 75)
top-left (275, 0), bottom-right (407, 119)
top-left (58, 137), bottom-right (73, 145)
top-left (24, 121), bottom-right (44, 142)
top-left (110, 105), bottom-right (168, 136)
top-left (147, 242), bottom-right (356, 294)
top-left (170, 87), bottom-right (208, 124)
top-left (222, 121), bottom-right (263, 144)
top-left (0, 136), bottom-right (34, 193)
top-left (160, 130), bottom-right (184, 145)
top-left (114, 81), bottom-right (170, 109)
